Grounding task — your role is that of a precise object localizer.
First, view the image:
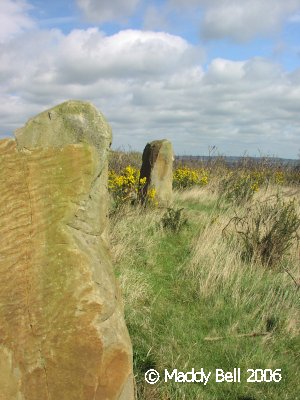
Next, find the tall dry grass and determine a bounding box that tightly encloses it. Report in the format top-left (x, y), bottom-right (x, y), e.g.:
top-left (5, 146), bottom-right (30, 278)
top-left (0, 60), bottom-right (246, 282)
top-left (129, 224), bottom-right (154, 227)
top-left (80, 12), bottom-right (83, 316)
top-left (180, 185), bottom-right (300, 337)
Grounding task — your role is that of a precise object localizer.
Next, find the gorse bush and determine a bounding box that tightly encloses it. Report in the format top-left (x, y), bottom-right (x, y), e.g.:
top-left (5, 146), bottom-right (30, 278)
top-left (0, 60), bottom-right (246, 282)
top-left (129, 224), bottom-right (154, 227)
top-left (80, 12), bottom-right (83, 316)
top-left (161, 207), bottom-right (188, 233)
top-left (225, 195), bottom-right (300, 267)
top-left (173, 166), bottom-right (209, 189)
top-left (274, 171), bottom-right (285, 185)
top-left (108, 165), bottom-right (157, 209)
top-left (142, 187), bottom-right (158, 207)
top-left (218, 171), bottom-right (262, 205)
top-left (108, 165), bottom-right (142, 207)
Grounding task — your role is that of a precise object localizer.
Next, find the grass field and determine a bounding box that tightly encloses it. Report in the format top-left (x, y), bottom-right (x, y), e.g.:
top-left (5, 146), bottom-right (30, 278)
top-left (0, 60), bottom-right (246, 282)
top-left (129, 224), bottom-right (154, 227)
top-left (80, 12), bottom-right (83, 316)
top-left (108, 155), bottom-right (300, 399)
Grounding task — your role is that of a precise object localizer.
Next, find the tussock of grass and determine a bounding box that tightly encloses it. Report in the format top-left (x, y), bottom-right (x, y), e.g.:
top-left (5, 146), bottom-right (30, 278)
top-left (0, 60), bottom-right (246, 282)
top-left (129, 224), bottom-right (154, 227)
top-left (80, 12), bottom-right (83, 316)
top-left (110, 185), bottom-right (300, 400)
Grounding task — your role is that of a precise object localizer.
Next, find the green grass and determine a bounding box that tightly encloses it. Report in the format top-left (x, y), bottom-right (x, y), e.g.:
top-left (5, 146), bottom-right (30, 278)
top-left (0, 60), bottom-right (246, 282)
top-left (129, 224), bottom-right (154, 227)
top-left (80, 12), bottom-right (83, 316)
top-left (110, 187), bottom-right (300, 400)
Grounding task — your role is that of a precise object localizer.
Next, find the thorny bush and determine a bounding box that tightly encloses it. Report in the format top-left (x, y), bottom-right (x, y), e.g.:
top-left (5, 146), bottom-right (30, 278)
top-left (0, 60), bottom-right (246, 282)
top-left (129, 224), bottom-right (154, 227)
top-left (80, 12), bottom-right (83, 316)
top-left (224, 195), bottom-right (300, 268)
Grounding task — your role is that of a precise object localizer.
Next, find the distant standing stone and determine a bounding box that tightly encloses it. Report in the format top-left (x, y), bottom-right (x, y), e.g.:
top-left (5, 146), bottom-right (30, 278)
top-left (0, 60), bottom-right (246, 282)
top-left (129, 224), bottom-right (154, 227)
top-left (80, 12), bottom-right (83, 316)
top-left (140, 139), bottom-right (174, 207)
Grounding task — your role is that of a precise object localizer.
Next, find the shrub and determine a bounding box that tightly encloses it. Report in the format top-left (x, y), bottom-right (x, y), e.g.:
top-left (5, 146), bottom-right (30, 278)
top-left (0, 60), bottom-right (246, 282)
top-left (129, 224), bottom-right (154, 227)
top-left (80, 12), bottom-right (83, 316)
top-left (173, 166), bottom-right (209, 189)
top-left (143, 187), bottom-right (158, 207)
top-left (108, 165), bottom-right (157, 209)
top-left (161, 207), bottom-right (188, 233)
top-left (108, 165), bottom-right (141, 207)
top-left (224, 195), bottom-right (300, 268)
top-left (218, 171), bottom-right (260, 205)
top-left (273, 171), bottom-right (285, 185)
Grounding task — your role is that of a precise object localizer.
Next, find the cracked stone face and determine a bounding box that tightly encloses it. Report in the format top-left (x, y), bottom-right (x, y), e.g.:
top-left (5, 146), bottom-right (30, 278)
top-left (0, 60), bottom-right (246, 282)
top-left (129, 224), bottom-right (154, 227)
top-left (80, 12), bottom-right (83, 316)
top-left (0, 101), bottom-right (135, 400)
top-left (140, 139), bottom-right (174, 207)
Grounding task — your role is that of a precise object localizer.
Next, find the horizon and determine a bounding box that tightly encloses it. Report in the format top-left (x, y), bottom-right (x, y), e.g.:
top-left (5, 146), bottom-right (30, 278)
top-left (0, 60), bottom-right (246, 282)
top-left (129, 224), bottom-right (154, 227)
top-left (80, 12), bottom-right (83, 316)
top-left (110, 146), bottom-right (300, 161)
top-left (0, 0), bottom-right (300, 159)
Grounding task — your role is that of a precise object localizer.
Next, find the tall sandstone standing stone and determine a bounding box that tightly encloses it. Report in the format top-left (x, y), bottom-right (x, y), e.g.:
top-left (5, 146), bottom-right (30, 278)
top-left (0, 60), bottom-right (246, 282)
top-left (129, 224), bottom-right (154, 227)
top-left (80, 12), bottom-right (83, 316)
top-left (0, 101), bottom-right (135, 400)
top-left (140, 139), bottom-right (173, 207)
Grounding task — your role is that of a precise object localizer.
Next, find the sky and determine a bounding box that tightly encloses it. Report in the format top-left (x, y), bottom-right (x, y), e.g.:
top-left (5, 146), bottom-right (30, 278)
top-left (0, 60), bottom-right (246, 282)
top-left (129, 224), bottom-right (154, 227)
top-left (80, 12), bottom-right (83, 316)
top-left (0, 0), bottom-right (300, 158)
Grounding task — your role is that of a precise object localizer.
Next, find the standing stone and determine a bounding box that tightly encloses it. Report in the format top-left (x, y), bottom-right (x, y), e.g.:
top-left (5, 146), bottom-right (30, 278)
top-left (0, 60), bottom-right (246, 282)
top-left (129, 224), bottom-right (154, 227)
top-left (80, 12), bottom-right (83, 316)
top-left (0, 101), bottom-right (135, 400)
top-left (139, 139), bottom-right (173, 207)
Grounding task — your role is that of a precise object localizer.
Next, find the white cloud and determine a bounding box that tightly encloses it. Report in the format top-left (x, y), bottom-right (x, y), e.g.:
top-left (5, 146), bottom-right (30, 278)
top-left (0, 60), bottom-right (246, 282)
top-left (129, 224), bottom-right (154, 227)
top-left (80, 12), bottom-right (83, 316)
top-left (0, 0), bottom-right (35, 43)
top-left (55, 28), bottom-right (203, 83)
top-left (169, 0), bottom-right (300, 42)
top-left (0, 26), bottom-right (299, 158)
top-left (76, 0), bottom-right (140, 23)
top-left (205, 59), bottom-right (246, 83)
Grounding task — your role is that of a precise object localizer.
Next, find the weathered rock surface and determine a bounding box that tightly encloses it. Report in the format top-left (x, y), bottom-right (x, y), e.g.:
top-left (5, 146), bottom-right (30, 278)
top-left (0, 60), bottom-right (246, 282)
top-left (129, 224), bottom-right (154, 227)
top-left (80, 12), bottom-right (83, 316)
top-left (0, 101), bottom-right (135, 400)
top-left (140, 139), bottom-right (174, 206)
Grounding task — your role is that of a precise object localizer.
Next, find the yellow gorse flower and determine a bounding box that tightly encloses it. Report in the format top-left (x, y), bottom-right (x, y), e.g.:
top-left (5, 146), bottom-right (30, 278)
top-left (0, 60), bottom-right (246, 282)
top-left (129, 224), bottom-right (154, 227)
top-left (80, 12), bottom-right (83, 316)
top-left (147, 188), bottom-right (156, 199)
top-left (173, 166), bottom-right (209, 189)
top-left (108, 164), bottom-right (160, 208)
top-left (108, 165), bottom-right (145, 205)
top-left (108, 165), bottom-right (157, 207)
top-left (274, 171), bottom-right (284, 185)
top-left (146, 187), bottom-right (158, 207)
top-left (251, 182), bottom-right (259, 192)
